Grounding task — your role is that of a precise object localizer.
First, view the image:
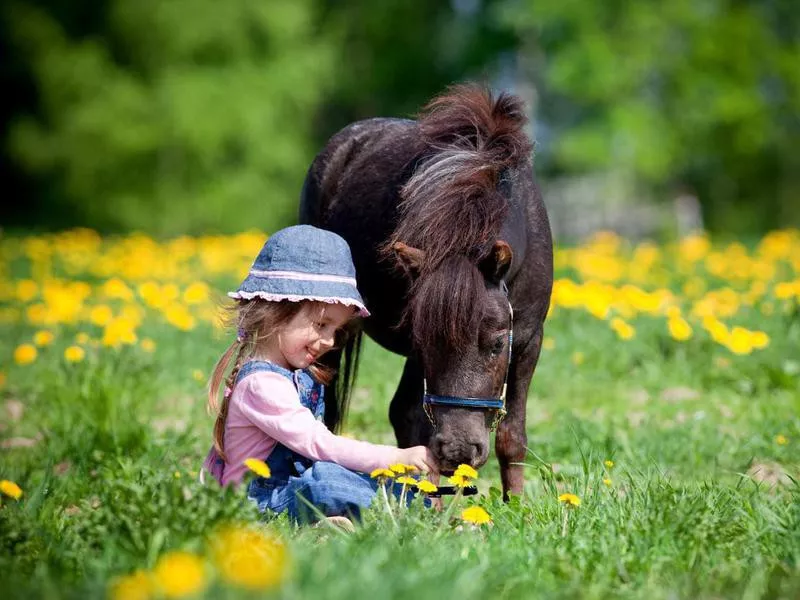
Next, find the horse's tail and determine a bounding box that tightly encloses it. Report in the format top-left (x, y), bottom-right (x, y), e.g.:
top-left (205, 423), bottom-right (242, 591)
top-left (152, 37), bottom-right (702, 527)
top-left (390, 84), bottom-right (532, 272)
top-left (322, 327), bottom-right (363, 433)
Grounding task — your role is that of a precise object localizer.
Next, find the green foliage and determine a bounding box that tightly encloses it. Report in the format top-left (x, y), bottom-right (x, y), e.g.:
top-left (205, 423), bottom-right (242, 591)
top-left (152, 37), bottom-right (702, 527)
top-left (6, 0), bottom-right (336, 235)
top-left (500, 0), bottom-right (800, 231)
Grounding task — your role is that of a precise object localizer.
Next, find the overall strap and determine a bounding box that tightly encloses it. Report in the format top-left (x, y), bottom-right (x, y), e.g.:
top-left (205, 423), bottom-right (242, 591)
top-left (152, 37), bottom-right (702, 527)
top-left (235, 360), bottom-right (324, 418)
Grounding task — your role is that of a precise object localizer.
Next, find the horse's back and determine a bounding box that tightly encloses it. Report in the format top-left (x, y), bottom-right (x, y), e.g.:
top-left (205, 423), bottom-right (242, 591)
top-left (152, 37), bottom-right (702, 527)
top-left (299, 117), bottom-right (419, 225)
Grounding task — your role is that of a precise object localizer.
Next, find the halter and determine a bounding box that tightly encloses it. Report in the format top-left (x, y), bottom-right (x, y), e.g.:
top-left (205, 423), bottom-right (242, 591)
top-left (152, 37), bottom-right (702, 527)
top-left (422, 282), bottom-right (514, 432)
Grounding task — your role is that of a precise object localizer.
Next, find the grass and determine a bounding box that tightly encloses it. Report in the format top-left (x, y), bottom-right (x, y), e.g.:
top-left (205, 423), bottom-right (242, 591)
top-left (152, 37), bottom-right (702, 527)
top-left (1, 231), bottom-right (799, 599)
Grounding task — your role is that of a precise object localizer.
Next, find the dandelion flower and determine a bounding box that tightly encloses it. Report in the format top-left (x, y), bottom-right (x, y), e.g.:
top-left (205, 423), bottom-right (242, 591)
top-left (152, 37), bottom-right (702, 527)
top-left (448, 473), bottom-right (471, 488)
top-left (416, 480), bottom-right (438, 494)
top-left (192, 369), bottom-right (204, 382)
top-left (395, 476), bottom-right (416, 486)
top-left (454, 464), bottom-right (479, 479)
top-left (33, 330), bottom-right (54, 346)
top-left (210, 525), bottom-right (288, 590)
top-left (64, 345), bottom-right (85, 363)
top-left (610, 317), bottom-right (635, 340)
top-left (604, 459), bottom-right (614, 469)
top-left (14, 344), bottom-right (37, 365)
top-left (140, 338), bottom-right (156, 353)
top-left (370, 468), bottom-right (395, 479)
top-left (461, 506), bottom-right (491, 525)
top-left (75, 332), bottom-right (90, 344)
top-left (109, 569), bottom-right (153, 600)
top-left (558, 493), bottom-right (581, 507)
top-left (90, 304), bottom-right (114, 326)
top-left (668, 316), bottom-right (693, 341)
top-left (602, 478), bottom-right (612, 487)
top-left (775, 434), bottom-right (788, 446)
top-left (0, 479), bottom-right (23, 500)
top-left (152, 551), bottom-right (206, 598)
top-left (750, 331), bottom-right (770, 350)
top-left (726, 327), bottom-right (753, 355)
top-left (389, 463), bottom-right (408, 474)
top-left (244, 458), bottom-right (271, 479)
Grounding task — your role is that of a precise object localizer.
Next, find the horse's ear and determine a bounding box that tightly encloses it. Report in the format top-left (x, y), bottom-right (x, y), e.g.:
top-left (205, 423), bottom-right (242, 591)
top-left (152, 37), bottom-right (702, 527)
top-left (392, 242), bottom-right (426, 277)
top-left (479, 240), bottom-right (513, 283)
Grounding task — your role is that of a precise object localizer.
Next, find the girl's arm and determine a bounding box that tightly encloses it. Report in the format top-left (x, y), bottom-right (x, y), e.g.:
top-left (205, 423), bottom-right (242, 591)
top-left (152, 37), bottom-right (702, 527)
top-left (236, 372), bottom-right (404, 474)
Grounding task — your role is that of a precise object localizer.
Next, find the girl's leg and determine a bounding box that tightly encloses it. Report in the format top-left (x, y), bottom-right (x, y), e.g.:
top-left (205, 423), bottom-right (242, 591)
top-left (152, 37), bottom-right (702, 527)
top-left (292, 462), bottom-right (379, 522)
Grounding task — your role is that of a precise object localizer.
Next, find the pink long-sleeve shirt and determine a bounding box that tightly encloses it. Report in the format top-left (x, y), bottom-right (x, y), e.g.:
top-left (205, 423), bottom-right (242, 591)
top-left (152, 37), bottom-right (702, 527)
top-left (202, 370), bottom-right (400, 487)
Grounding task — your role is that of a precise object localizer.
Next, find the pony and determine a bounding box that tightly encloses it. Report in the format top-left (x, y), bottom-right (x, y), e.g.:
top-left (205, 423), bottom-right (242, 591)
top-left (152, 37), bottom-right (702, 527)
top-left (300, 84), bottom-right (553, 497)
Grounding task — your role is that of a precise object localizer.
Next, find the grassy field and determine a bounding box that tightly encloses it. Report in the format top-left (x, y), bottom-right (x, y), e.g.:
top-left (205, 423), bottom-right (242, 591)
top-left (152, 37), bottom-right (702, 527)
top-left (1, 229), bottom-right (799, 599)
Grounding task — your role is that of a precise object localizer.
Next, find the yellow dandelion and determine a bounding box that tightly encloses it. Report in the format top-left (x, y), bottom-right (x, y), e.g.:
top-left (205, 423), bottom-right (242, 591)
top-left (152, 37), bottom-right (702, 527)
top-left (210, 525), bottom-right (289, 590)
top-left (140, 338), bottom-right (156, 353)
top-left (0, 479), bottom-right (23, 500)
top-left (454, 464), bottom-right (479, 479)
top-left (192, 369), bottom-right (204, 382)
top-left (151, 551), bottom-right (206, 598)
top-left (610, 317), bottom-right (635, 340)
top-left (15, 279), bottom-right (38, 303)
top-left (109, 569), bottom-right (153, 600)
top-left (244, 458), bottom-right (271, 479)
top-left (448, 473), bottom-right (471, 488)
top-left (89, 304), bottom-right (114, 326)
top-left (75, 332), bottom-right (90, 344)
top-left (416, 480), bottom-right (438, 494)
top-left (14, 344), bottom-right (37, 365)
top-left (558, 493), bottom-right (581, 507)
top-left (395, 476), bottom-right (417, 486)
top-left (602, 478), bottom-right (612, 487)
top-left (726, 327), bottom-right (753, 355)
top-left (604, 459), bottom-right (614, 469)
top-left (33, 330), bottom-right (54, 346)
top-left (183, 282), bottom-right (210, 305)
top-left (750, 331), bottom-right (770, 350)
top-left (389, 463), bottom-right (408, 474)
top-left (64, 345), bottom-right (85, 363)
top-left (461, 506), bottom-right (492, 525)
top-left (775, 434), bottom-right (788, 446)
top-left (667, 316), bottom-right (693, 341)
top-left (370, 468), bottom-right (395, 479)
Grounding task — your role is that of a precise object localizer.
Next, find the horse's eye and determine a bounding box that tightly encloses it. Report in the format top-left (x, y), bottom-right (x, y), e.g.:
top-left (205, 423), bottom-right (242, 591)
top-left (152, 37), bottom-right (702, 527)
top-left (490, 337), bottom-right (505, 356)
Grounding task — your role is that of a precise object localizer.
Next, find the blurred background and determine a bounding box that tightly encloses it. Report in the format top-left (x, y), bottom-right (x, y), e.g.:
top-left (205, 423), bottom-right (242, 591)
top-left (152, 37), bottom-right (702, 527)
top-left (1, 0), bottom-right (798, 240)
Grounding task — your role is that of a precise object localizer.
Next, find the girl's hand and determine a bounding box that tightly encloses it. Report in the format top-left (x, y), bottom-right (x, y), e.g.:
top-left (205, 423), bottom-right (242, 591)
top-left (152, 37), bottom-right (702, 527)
top-left (396, 446), bottom-right (438, 475)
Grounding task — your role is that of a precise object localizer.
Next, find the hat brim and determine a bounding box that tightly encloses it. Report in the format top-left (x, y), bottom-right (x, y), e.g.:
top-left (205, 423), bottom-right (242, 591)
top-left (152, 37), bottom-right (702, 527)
top-left (229, 276), bottom-right (370, 317)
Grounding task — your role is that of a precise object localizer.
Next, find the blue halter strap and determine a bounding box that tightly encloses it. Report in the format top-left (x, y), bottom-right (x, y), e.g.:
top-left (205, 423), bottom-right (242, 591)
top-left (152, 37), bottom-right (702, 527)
top-left (422, 281), bottom-right (513, 431)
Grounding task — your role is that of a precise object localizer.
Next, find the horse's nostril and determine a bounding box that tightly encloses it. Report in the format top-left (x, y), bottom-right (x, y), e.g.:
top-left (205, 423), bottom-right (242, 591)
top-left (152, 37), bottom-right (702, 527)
top-left (470, 442), bottom-right (487, 466)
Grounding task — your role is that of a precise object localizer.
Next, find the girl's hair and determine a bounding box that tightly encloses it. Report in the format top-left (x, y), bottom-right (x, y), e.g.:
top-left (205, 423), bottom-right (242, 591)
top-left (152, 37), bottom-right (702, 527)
top-left (207, 299), bottom-right (346, 461)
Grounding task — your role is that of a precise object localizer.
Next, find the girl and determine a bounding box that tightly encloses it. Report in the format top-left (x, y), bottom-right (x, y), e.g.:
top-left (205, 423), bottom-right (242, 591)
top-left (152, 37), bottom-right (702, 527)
top-left (202, 225), bottom-right (435, 523)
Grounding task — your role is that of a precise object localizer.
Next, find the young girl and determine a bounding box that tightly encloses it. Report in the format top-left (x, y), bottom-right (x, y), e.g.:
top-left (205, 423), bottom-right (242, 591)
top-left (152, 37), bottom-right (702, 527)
top-left (202, 225), bottom-right (435, 523)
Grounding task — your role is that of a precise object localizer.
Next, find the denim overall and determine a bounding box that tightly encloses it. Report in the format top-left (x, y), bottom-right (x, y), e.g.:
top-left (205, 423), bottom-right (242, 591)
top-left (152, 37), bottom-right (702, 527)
top-left (241, 360), bottom-right (408, 523)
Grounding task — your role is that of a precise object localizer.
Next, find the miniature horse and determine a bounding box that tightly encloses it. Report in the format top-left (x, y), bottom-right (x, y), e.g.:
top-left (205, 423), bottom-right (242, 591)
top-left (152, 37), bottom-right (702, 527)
top-left (300, 84), bottom-right (553, 497)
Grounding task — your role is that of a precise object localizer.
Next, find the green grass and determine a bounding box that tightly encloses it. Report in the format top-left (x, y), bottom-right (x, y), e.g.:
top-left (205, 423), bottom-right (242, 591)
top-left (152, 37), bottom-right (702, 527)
top-left (1, 285), bottom-right (799, 599)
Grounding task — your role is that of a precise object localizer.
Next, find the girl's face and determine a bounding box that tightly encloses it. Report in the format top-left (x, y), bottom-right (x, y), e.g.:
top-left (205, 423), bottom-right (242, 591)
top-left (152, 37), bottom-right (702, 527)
top-left (273, 303), bottom-right (354, 370)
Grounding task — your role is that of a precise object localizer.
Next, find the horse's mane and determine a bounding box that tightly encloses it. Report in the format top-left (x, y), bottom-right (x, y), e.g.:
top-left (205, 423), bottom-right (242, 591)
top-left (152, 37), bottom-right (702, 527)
top-left (390, 84), bottom-right (531, 272)
top-left (388, 84), bottom-right (531, 349)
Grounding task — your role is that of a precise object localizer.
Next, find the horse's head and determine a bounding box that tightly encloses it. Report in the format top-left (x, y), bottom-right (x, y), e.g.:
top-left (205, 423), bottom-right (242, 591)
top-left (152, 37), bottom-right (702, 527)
top-left (394, 240), bottom-right (514, 472)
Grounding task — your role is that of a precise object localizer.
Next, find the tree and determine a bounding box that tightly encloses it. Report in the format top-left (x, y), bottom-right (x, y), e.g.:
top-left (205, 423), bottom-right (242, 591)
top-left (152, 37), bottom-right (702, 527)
top-left (7, 0), bottom-right (337, 234)
top-left (501, 0), bottom-right (800, 232)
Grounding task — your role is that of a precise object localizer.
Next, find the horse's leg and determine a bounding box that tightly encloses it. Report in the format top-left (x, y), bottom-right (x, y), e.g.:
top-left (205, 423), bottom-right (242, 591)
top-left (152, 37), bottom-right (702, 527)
top-left (389, 357), bottom-right (432, 448)
top-left (496, 325), bottom-right (544, 499)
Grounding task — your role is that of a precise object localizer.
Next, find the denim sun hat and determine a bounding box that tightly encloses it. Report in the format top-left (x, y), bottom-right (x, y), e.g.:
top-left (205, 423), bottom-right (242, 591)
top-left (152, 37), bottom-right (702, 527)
top-left (229, 225), bottom-right (369, 317)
